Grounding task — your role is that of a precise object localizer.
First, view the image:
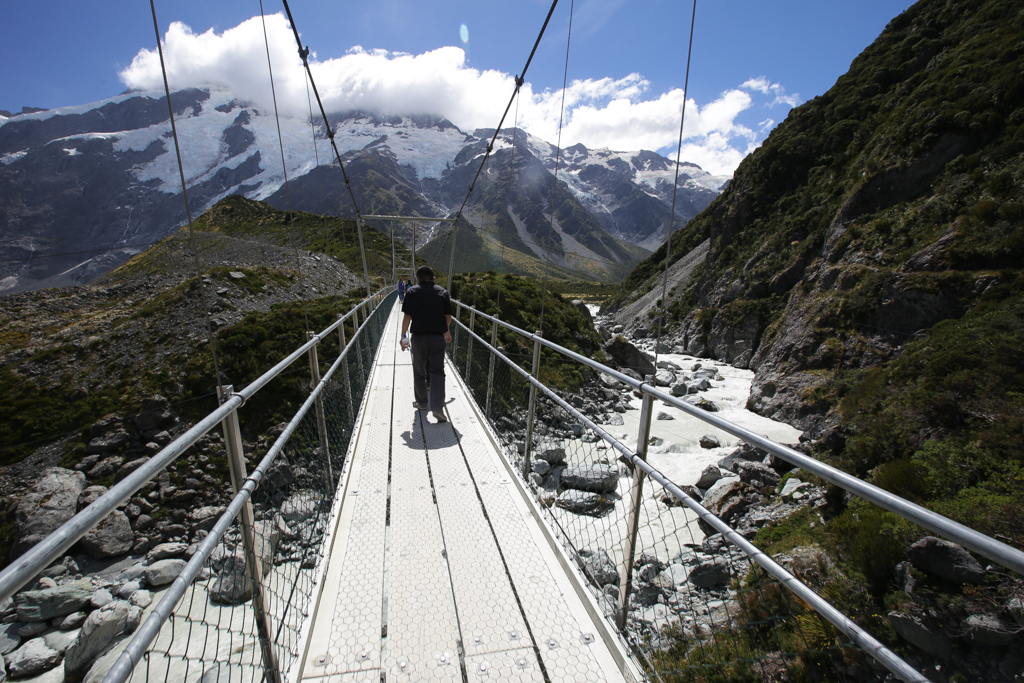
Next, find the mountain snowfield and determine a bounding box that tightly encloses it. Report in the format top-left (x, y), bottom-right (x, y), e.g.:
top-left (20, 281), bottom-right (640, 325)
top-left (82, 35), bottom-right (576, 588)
top-left (0, 87), bottom-right (728, 293)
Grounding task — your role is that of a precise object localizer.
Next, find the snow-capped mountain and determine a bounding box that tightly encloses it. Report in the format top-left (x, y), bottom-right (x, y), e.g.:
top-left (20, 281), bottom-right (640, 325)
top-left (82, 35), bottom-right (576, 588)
top-left (0, 87), bottom-right (726, 293)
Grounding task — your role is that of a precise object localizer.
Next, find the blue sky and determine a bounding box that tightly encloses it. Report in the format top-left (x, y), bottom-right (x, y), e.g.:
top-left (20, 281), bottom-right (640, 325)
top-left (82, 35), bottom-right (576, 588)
top-left (2, 0), bottom-right (916, 174)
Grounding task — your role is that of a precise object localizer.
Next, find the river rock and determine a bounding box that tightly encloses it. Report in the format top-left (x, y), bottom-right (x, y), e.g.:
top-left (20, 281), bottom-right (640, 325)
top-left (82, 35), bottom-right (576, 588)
top-left (116, 581), bottom-right (142, 600)
top-left (114, 457), bottom-right (151, 483)
top-left (699, 478), bottom-right (754, 533)
top-left (686, 397), bottom-right (721, 412)
top-left (579, 549), bottom-right (617, 587)
top-left (86, 431), bottom-right (129, 455)
top-left (736, 461), bottom-right (781, 489)
top-left (781, 478), bottom-right (811, 498)
top-left (604, 337), bottom-right (655, 377)
top-left (80, 510), bottom-right (134, 559)
top-left (695, 466), bottom-right (723, 490)
top-left (146, 542), bottom-right (189, 562)
top-left (534, 441), bottom-right (567, 465)
top-left (0, 622), bottom-right (21, 655)
top-left (18, 622), bottom-right (47, 637)
top-left (209, 555), bottom-right (252, 605)
top-left (14, 579), bottom-right (93, 622)
top-left (670, 383), bottom-right (690, 396)
top-left (698, 434), bottom-right (721, 449)
top-left (60, 612), bottom-right (87, 630)
top-left (11, 468), bottom-right (86, 560)
top-left (135, 409), bottom-right (175, 432)
top-left (75, 486), bottom-right (108, 513)
top-left (560, 464), bottom-right (619, 494)
top-left (960, 614), bottom-right (1019, 647)
top-left (888, 611), bottom-right (952, 658)
top-left (654, 369), bottom-right (675, 387)
top-left (5, 637), bottom-right (63, 678)
top-left (144, 559), bottom-right (186, 587)
top-left (129, 590), bottom-right (152, 609)
top-left (89, 589), bottom-right (113, 609)
top-left (43, 627), bottom-right (79, 653)
top-left (532, 459), bottom-right (551, 476)
top-left (87, 456), bottom-right (124, 479)
top-left (687, 558), bottom-right (731, 588)
top-left (64, 601), bottom-right (139, 682)
top-left (190, 506), bottom-right (228, 531)
top-left (1008, 595), bottom-right (1024, 626)
top-left (555, 490), bottom-right (614, 516)
top-left (655, 411), bottom-right (674, 420)
top-left (718, 444), bottom-right (767, 473)
top-left (906, 537), bottom-right (986, 584)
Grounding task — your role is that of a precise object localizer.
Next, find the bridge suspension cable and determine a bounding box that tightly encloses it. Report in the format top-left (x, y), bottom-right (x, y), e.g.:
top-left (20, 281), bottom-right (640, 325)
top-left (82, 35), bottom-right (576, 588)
top-left (429, 0), bottom-right (561, 282)
top-left (280, 0), bottom-right (373, 297)
top-left (653, 0), bottom-right (698, 369)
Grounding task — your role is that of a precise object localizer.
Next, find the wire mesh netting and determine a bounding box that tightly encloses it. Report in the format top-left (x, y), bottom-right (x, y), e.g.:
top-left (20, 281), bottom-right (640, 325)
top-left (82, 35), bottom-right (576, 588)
top-left (123, 292), bottom-right (396, 683)
top-left (445, 316), bottom-right (892, 683)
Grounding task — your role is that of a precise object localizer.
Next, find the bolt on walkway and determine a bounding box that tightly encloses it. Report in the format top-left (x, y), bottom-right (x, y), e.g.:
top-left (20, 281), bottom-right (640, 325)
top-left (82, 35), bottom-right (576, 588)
top-left (300, 302), bottom-right (635, 683)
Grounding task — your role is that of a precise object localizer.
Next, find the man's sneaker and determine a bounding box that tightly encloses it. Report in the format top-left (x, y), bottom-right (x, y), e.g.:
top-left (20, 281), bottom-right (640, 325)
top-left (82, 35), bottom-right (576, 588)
top-left (433, 411), bottom-right (448, 423)
top-left (413, 402), bottom-right (428, 410)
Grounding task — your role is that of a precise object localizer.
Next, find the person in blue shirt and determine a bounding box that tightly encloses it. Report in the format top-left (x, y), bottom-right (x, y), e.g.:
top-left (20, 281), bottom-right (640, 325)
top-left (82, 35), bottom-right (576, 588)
top-left (397, 278), bottom-right (407, 302)
top-left (399, 266), bottom-right (453, 423)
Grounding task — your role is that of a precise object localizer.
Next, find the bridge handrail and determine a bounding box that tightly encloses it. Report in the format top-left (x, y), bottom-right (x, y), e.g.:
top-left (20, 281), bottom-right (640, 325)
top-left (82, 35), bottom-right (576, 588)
top-left (453, 300), bottom-right (1024, 577)
top-left (101, 290), bottom-right (383, 683)
top-left (0, 287), bottom-right (390, 606)
top-left (451, 313), bottom-right (929, 683)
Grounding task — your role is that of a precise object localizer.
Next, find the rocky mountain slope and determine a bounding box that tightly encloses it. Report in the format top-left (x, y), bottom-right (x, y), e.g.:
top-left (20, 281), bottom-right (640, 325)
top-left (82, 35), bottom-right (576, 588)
top-left (0, 93), bottom-right (725, 293)
top-left (606, 0), bottom-right (1024, 674)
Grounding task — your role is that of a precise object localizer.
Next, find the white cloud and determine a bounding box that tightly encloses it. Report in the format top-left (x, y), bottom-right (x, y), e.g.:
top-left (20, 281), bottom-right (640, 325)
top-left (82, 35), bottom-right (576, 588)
top-left (120, 14), bottom-right (800, 176)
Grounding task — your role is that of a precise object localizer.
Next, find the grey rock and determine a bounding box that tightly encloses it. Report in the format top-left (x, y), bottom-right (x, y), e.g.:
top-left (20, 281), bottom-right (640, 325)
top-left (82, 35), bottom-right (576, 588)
top-left (604, 413), bottom-right (625, 426)
top-left (17, 622), bottom-right (48, 637)
top-left (637, 564), bottom-right (661, 584)
top-left (555, 490), bottom-right (615, 516)
top-left (80, 510), bottom-right (134, 559)
top-left (906, 536), bottom-right (986, 584)
top-left (87, 456), bottom-right (124, 479)
top-left (534, 442), bottom-right (567, 466)
top-left (11, 468), bottom-right (86, 560)
top-left (14, 579), bottom-right (93, 622)
top-left (664, 564), bottom-right (689, 586)
top-left (529, 473), bottom-right (544, 487)
top-left (699, 478), bottom-right (754, 532)
top-left (114, 457), bottom-right (151, 483)
top-left (228, 271), bottom-right (246, 280)
top-left (698, 434), bottom-right (721, 449)
top-left (654, 369), bottom-right (675, 387)
top-left (604, 337), bottom-right (655, 377)
top-left (190, 505), bottom-right (229, 531)
top-left (633, 583), bottom-right (663, 606)
top-left (685, 397), bottom-right (721, 412)
top-left (579, 549), bottom-right (617, 587)
top-left (135, 409), bottom-right (175, 432)
top-left (133, 515), bottom-right (154, 532)
top-left (695, 466), bottom-right (723, 490)
top-left (597, 372), bottom-right (621, 388)
top-left (1008, 595), bottom-right (1024, 626)
top-left (888, 611), bottom-right (952, 658)
top-left (780, 478), bottom-right (811, 498)
top-left (146, 542), bottom-right (189, 562)
top-left (659, 485), bottom-right (699, 507)
top-left (89, 589), bottom-right (113, 609)
top-left (961, 614), bottom-right (1019, 648)
top-left (688, 559), bottom-right (731, 588)
top-left (43, 627), bottom-right (80, 653)
top-left (39, 565), bottom-right (67, 580)
top-left (736, 461), bottom-right (781, 489)
top-left (144, 559), bottom-right (186, 587)
top-left (655, 411), bottom-right (674, 420)
top-left (0, 622), bottom-right (21, 655)
top-left (5, 637), bottom-right (63, 678)
top-left (532, 459), bottom-right (551, 476)
top-left (129, 590), bottom-right (152, 609)
top-left (670, 383), bottom-right (689, 397)
top-left (64, 601), bottom-right (137, 682)
top-left (116, 582), bottom-right (142, 600)
top-left (86, 431), bottom-right (129, 456)
top-left (560, 463), bottom-right (619, 494)
top-left (0, 597), bottom-right (12, 618)
top-left (60, 612), bottom-right (87, 630)
top-left (209, 556), bottom-right (252, 605)
top-left (718, 445), bottom-right (767, 473)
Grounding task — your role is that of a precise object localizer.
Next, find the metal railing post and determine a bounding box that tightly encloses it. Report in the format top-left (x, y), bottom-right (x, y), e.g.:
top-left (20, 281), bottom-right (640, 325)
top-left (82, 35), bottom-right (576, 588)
top-left (522, 332), bottom-right (543, 478)
top-left (465, 308), bottom-right (476, 383)
top-left (485, 315), bottom-right (499, 417)
top-left (617, 389), bottom-right (655, 631)
top-left (352, 305), bottom-right (365, 380)
top-left (337, 315), bottom-right (355, 424)
top-left (218, 385), bottom-right (282, 683)
top-left (452, 301), bottom-right (462, 363)
top-left (307, 332), bottom-right (334, 486)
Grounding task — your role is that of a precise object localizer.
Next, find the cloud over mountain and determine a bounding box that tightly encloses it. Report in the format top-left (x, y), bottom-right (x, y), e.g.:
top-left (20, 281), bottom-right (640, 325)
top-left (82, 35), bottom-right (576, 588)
top-left (120, 13), bottom-right (799, 175)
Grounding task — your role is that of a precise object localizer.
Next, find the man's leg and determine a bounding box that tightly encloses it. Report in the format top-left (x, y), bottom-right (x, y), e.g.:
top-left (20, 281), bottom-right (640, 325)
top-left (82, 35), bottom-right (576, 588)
top-left (410, 335), bottom-right (429, 407)
top-left (427, 335), bottom-right (447, 414)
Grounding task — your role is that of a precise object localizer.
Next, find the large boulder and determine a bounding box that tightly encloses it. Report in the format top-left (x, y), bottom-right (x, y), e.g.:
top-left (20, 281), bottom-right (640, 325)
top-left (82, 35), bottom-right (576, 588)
top-left (209, 555), bottom-right (252, 605)
top-left (604, 337), bottom-right (655, 378)
top-left (534, 441), bottom-right (567, 466)
top-left (695, 466), bottom-right (723, 490)
top-left (144, 559), bottom-right (186, 587)
top-left (13, 579), bottom-right (93, 622)
top-left (960, 614), bottom-right (1019, 648)
top-left (718, 444), bottom-right (766, 474)
top-left (571, 300), bottom-right (593, 324)
top-left (11, 468), bottom-right (86, 560)
top-left (698, 478), bottom-right (754, 534)
top-left (555, 490), bottom-right (614, 517)
top-left (79, 510), bottom-right (134, 559)
top-left (64, 601), bottom-right (141, 682)
top-left (0, 622), bottom-right (21, 656)
top-left (579, 549), bottom-right (618, 587)
top-left (735, 461), bottom-right (781, 489)
top-left (687, 558), bottom-right (732, 588)
top-left (5, 637), bottom-right (63, 678)
top-left (560, 464), bottom-right (619, 494)
top-left (888, 611), bottom-right (953, 658)
top-left (906, 537), bottom-right (986, 584)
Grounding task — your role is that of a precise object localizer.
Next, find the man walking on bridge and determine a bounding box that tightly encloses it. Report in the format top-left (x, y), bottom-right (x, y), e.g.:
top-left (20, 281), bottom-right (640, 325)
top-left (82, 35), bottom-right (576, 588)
top-left (400, 265), bottom-right (453, 423)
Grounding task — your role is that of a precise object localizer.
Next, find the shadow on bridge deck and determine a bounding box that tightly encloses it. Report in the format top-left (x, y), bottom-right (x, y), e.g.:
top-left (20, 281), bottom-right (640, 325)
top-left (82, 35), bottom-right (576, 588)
top-left (301, 302), bottom-right (634, 683)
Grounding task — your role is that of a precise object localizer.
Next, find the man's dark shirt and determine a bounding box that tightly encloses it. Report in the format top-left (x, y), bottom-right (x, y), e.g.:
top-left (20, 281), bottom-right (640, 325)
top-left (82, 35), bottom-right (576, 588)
top-left (402, 280), bottom-right (454, 334)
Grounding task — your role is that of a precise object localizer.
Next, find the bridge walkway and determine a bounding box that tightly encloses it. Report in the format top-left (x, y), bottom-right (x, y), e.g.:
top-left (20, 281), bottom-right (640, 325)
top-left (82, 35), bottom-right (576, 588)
top-left (300, 302), bottom-right (632, 683)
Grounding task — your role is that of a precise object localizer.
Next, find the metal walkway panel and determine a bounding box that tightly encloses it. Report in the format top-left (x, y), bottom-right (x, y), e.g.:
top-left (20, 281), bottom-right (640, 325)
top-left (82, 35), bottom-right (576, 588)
top-left (383, 360), bottom-right (461, 682)
top-left (302, 310), bottom-right (399, 680)
top-left (444, 367), bottom-right (630, 683)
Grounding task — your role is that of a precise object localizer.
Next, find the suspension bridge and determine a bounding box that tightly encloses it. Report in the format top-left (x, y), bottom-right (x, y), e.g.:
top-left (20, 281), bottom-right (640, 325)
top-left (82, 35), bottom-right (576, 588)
top-left (2, 1), bottom-right (1024, 682)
